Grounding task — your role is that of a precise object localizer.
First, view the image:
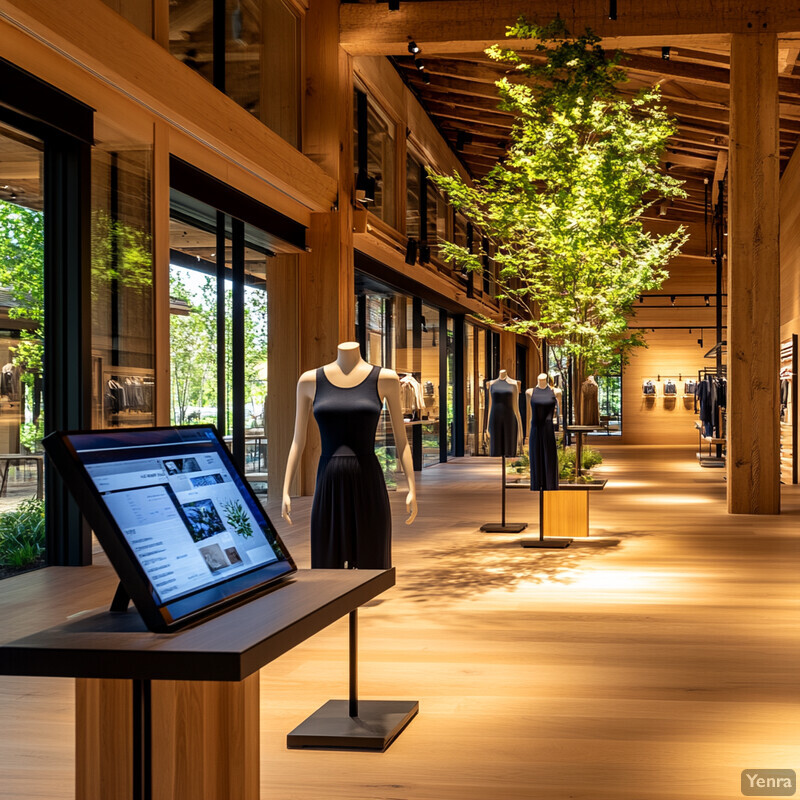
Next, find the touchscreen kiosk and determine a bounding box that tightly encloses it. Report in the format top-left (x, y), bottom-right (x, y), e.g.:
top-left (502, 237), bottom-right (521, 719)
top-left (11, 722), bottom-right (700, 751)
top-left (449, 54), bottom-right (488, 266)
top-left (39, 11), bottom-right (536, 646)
top-left (44, 425), bottom-right (296, 632)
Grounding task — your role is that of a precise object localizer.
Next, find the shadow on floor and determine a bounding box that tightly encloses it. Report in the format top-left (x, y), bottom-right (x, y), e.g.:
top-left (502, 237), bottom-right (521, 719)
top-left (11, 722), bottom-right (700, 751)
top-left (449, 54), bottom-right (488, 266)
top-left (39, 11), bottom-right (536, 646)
top-left (399, 530), bottom-right (645, 602)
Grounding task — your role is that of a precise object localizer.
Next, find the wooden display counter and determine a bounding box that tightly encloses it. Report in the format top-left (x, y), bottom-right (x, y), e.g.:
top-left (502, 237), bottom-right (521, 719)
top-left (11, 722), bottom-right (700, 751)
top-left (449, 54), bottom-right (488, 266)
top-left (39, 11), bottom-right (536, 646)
top-left (0, 566), bottom-right (396, 800)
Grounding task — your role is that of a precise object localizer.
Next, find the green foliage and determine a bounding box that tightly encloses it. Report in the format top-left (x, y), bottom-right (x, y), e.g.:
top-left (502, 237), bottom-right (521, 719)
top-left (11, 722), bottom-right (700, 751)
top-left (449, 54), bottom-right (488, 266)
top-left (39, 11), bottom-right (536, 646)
top-left (0, 200), bottom-right (44, 383)
top-left (428, 19), bottom-right (687, 372)
top-left (0, 498), bottom-right (45, 569)
top-left (558, 445), bottom-right (603, 481)
top-left (221, 498), bottom-right (254, 539)
top-left (20, 420), bottom-right (45, 453)
top-left (169, 268), bottom-right (269, 427)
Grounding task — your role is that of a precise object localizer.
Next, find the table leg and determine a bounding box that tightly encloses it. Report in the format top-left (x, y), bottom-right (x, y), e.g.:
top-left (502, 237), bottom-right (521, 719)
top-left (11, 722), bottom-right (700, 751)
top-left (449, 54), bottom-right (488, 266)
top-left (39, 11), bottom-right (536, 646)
top-left (77, 675), bottom-right (260, 800)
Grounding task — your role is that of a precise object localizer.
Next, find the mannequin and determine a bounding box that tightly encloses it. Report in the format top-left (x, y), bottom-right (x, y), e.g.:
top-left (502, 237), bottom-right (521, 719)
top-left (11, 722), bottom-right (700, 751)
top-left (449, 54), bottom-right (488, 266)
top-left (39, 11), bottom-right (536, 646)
top-left (549, 375), bottom-right (563, 432)
top-left (485, 369), bottom-right (523, 456)
top-left (581, 374), bottom-right (600, 426)
top-left (282, 342), bottom-right (417, 569)
top-left (526, 373), bottom-right (559, 490)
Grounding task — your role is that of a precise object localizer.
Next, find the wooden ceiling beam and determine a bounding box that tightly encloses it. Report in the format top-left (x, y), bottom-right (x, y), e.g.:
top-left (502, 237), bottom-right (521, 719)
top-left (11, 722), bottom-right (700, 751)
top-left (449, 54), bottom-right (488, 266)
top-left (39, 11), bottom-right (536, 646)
top-left (340, 1), bottom-right (800, 56)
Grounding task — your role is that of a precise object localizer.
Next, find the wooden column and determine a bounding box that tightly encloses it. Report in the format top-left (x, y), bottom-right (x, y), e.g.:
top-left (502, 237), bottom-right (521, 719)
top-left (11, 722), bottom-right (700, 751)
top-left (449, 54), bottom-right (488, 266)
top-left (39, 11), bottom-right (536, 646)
top-left (298, 0), bottom-right (356, 494)
top-left (267, 254), bottom-right (300, 498)
top-left (152, 120), bottom-right (171, 427)
top-left (499, 329), bottom-right (516, 377)
top-left (728, 33), bottom-right (781, 514)
top-left (76, 675), bottom-right (260, 800)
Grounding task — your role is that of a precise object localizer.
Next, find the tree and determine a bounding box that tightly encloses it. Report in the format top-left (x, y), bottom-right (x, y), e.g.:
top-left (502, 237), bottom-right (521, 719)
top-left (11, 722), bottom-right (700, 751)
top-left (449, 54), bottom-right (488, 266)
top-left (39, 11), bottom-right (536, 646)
top-left (0, 199), bottom-right (44, 383)
top-left (428, 19), bottom-right (688, 411)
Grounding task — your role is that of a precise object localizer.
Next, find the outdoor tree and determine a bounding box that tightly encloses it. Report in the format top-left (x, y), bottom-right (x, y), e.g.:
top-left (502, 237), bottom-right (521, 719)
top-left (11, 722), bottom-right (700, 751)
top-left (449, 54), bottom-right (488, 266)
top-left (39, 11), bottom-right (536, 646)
top-left (428, 19), bottom-right (688, 419)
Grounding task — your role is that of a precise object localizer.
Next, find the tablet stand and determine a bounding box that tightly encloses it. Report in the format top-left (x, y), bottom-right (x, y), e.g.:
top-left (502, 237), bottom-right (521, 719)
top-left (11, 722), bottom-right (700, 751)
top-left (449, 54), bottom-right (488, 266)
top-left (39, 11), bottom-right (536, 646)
top-left (286, 608), bottom-right (419, 751)
top-left (110, 581), bottom-right (131, 614)
top-left (480, 456), bottom-right (527, 533)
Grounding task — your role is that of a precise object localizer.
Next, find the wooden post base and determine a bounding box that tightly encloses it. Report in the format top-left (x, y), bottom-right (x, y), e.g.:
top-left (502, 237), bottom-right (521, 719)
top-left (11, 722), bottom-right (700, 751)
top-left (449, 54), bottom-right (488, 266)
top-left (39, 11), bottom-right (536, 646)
top-left (543, 491), bottom-right (589, 538)
top-left (77, 674), bottom-right (260, 800)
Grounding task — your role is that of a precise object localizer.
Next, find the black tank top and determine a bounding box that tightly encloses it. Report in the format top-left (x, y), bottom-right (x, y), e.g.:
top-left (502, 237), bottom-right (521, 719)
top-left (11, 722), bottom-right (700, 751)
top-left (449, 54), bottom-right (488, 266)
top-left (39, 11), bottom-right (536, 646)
top-left (313, 365), bottom-right (383, 457)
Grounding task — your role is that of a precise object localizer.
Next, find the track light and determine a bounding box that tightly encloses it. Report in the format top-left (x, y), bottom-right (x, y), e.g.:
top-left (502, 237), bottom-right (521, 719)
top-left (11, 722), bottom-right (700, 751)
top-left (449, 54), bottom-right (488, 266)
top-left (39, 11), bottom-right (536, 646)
top-left (422, 72), bottom-right (431, 84)
top-left (388, 0), bottom-right (400, 10)
top-left (609, 0), bottom-right (617, 19)
top-left (670, 295), bottom-right (676, 306)
top-left (408, 41), bottom-right (420, 55)
top-left (662, 47), bottom-right (670, 60)
top-left (659, 202), bottom-right (668, 216)
top-left (705, 295), bottom-right (710, 306)
top-left (405, 238), bottom-right (418, 266)
top-left (639, 295), bottom-right (644, 303)
top-left (415, 58), bottom-right (425, 71)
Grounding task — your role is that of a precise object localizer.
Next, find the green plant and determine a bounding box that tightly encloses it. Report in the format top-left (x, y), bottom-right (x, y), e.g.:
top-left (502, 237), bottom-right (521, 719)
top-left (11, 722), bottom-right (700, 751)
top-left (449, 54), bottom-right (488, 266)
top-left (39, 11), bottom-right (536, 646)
top-left (558, 446), bottom-right (603, 481)
top-left (221, 499), bottom-right (254, 539)
top-left (0, 498), bottom-right (45, 569)
top-left (428, 18), bottom-right (687, 382)
top-left (20, 419), bottom-right (45, 453)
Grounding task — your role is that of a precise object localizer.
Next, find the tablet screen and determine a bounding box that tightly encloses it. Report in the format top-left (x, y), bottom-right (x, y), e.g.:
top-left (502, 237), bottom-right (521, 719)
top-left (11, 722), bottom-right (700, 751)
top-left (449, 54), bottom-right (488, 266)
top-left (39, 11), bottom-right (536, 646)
top-left (47, 426), bottom-right (294, 629)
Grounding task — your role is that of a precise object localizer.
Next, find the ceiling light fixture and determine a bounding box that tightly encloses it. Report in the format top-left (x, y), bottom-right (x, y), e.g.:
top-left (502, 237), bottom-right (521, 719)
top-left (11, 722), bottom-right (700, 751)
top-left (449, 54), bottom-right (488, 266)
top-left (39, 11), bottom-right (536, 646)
top-left (422, 72), bottom-right (431, 84)
top-left (608, 0), bottom-right (617, 20)
top-left (670, 295), bottom-right (676, 306)
top-left (662, 47), bottom-right (670, 60)
top-left (705, 295), bottom-right (710, 306)
top-left (415, 58), bottom-right (425, 71)
top-left (408, 41), bottom-right (420, 55)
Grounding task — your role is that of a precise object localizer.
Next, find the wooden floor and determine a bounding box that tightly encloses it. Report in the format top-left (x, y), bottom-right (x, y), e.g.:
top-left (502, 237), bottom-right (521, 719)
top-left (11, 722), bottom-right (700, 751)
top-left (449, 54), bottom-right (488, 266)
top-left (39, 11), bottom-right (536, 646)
top-left (1, 445), bottom-right (799, 799)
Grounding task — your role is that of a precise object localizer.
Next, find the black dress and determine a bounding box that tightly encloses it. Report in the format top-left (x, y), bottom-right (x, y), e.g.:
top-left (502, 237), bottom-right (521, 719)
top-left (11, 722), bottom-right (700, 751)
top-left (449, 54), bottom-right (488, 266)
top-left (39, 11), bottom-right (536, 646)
top-left (529, 387), bottom-right (559, 491)
top-left (310, 365), bottom-right (391, 569)
top-left (488, 379), bottom-right (518, 457)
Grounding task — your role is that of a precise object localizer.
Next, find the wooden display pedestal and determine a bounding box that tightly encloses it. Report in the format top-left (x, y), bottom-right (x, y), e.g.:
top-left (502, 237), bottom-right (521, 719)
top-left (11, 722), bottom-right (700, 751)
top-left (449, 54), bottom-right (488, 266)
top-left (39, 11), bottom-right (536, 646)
top-left (0, 568), bottom-right (400, 800)
top-left (543, 491), bottom-right (589, 538)
top-left (77, 675), bottom-right (260, 800)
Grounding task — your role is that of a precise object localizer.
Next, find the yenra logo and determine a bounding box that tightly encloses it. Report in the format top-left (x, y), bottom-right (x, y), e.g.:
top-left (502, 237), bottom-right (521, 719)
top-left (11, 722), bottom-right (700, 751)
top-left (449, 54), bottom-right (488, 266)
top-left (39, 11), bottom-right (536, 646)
top-left (741, 769), bottom-right (796, 797)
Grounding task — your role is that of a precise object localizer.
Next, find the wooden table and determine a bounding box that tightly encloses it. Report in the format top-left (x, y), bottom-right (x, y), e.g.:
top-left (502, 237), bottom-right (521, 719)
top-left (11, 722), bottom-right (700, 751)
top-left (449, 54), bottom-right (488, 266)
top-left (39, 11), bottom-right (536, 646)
top-left (0, 567), bottom-right (397, 800)
top-left (0, 453), bottom-right (43, 500)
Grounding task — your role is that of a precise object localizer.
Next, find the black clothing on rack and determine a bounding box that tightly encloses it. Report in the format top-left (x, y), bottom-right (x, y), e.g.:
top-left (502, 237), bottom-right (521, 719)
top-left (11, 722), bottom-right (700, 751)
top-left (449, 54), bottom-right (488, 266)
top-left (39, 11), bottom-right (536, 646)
top-left (664, 380), bottom-right (677, 396)
top-left (529, 387), bottom-right (559, 491)
top-left (643, 380), bottom-right (656, 395)
top-left (310, 365), bottom-right (391, 570)
top-left (488, 380), bottom-right (518, 457)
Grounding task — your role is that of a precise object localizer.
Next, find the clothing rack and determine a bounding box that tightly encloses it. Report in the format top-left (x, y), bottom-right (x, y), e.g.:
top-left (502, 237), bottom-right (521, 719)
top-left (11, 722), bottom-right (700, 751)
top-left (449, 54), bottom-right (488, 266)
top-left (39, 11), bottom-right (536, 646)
top-left (696, 367), bottom-right (727, 464)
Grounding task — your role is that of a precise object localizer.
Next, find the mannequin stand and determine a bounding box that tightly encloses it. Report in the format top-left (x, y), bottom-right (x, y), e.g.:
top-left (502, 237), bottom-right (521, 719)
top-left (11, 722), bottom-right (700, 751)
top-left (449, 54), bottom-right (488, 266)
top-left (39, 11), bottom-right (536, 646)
top-left (480, 455), bottom-right (527, 533)
top-left (287, 609), bottom-right (418, 751)
top-left (520, 489), bottom-right (572, 548)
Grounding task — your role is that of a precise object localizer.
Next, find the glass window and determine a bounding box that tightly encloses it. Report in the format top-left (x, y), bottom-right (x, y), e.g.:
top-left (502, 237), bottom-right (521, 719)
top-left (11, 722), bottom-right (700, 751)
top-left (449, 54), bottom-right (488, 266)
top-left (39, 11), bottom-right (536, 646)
top-left (476, 327), bottom-right (487, 453)
top-left (421, 303), bottom-right (440, 467)
top-left (426, 182), bottom-right (447, 261)
top-left (354, 90), bottom-right (396, 227)
top-left (169, 0), bottom-right (301, 148)
top-left (406, 152), bottom-right (422, 241)
top-left (170, 0), bottom-right (214, 85)
top-left (0, 121), bottom-right (45, 575)
top-left (169, 192), bottom-right (274, 493)
top-left (446, 316), bottom-right (455, 458)
top-left (465, 322), bottom-right (475, 455)
top-left (92, 130), bottom-right (155, 431)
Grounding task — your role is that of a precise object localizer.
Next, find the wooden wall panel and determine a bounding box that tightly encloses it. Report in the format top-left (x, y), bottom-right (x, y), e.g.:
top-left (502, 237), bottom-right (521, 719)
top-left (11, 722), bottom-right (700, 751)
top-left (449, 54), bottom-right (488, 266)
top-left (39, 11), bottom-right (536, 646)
top-left (619, 330), bottom-right (712, 445)
top-left (780, 137), bottom-right (800, 341)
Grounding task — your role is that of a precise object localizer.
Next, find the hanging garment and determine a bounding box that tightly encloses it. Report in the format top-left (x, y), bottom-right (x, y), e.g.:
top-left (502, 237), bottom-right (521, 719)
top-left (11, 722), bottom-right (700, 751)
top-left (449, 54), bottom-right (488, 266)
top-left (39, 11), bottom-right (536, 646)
top-left (643, 380), bottom-right (656, 395)
top-left (310, 365), bottom-right (391, 570)
top-left (580, 379), bottom-right (600, 426)
top-left (664, 380), bottom-right (677, 396)
top-left (695, 377), bottom-right (714, 437)
top-left (684, 380), bottom-right (696, 395)
top-left (529, 386), bottom-right (559, 491)
top-left (488, 379), bottom-right (518, 457)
